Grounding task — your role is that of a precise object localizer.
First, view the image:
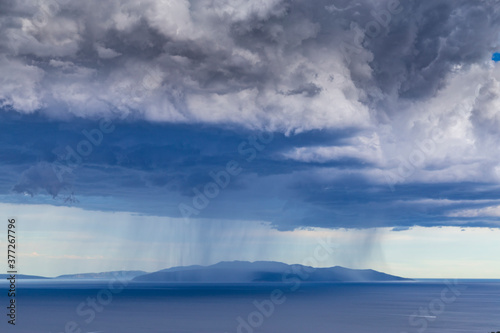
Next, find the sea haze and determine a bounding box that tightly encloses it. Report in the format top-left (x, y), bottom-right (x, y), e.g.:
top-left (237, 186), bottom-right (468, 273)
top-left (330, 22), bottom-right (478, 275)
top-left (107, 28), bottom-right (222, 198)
top-left (0, 280), bottom-right (499, 333)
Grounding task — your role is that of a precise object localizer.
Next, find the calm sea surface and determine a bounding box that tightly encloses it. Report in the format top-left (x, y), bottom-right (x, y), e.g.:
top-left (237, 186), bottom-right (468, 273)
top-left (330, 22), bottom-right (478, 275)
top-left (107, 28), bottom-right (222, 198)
top-left (0, 280), bottom-right (498, 333)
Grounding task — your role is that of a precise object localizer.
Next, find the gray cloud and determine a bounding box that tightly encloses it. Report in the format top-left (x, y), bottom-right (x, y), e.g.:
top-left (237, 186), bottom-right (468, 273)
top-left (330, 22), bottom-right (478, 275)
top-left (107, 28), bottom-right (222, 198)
top-left (2, 1), bottom-right (498, 129)
top-left (12, 161), bottom-right (71, 198)
top-left (2, 0), bottom-right (500, 229)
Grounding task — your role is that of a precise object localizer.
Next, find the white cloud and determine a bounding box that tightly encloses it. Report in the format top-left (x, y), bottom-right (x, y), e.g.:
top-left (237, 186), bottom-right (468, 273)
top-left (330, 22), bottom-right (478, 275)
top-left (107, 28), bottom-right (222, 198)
top-left (1, 0), bottom-right (500, 187)
top-left (0, 56), bottom-right (45, 112)
top-left (448, 205), bottom-right (500, 218)
top-left (0, 0), bottom-right (372, 131)
top-left (95, 44), bottom-right (121, 59)
top-left (283, 133), bottom-right (382, 164)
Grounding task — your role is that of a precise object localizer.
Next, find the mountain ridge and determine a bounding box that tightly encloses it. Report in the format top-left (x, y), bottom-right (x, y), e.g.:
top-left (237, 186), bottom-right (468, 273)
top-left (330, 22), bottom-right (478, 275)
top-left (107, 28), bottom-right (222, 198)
top-left (55, 270), bottom-right (147, 280)
top-left (1, 262), bottom-right (412, 282)
top-left (133, 261), bottom-right (411, 283)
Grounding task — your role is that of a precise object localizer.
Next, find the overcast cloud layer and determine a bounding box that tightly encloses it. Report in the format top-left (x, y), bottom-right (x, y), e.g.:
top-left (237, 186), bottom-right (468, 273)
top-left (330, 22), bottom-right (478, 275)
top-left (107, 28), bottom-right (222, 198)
top-left (2, 0), bottom-right (500, 230)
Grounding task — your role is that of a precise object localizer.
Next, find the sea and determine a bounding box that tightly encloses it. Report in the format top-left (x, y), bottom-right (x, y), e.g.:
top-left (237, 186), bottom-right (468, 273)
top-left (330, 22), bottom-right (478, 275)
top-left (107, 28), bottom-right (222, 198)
top-left (0, 279), bottom-right (498, 333)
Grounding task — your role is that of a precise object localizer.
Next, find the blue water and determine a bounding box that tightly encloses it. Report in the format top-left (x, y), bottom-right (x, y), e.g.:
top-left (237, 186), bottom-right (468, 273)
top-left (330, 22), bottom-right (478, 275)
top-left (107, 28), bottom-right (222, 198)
top-left (0, 280), bottom-right (499, 332)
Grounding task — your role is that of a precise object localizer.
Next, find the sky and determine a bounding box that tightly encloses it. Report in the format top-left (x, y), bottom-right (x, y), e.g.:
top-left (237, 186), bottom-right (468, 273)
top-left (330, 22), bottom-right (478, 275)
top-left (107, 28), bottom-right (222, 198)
top-left (1, 0), bottom-right (500, 278)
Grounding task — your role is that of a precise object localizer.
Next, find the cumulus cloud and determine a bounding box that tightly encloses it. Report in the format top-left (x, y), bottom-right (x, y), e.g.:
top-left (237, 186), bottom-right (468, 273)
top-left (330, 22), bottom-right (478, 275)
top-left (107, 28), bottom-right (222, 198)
top-left (0, 1), bottom-right (471, 127)
top-left (0, 2), bottom-right (498, 141)
top-left (2, 0), bottom-right (500, 229)
top-left (0, 0), bottom-right (356, 130)
top-left (0, 1), bottom-right (498, 122)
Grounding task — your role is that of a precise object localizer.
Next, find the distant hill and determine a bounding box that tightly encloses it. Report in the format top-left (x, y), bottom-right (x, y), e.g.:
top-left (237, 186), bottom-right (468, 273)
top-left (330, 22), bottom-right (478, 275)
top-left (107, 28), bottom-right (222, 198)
top-left (56, 270), bottom-right (147, 280)
top-left (133, 261), bottom-right (411, 282)
top-left (1, 263), bottom-right (411, 282)
top-left (0, 274), bottom-right (48, 280)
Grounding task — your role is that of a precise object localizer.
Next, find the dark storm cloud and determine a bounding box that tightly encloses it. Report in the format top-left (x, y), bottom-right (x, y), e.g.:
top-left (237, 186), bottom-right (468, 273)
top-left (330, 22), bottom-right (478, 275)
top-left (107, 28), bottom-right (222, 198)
top-left (1, 112), bottom-right (499, 229)
top-left (4, 0), bottom-right (497, 129)
top-left (345, 0), bottom-right (500, 101)
top-left (1, 0), bottom-right (500, 229)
